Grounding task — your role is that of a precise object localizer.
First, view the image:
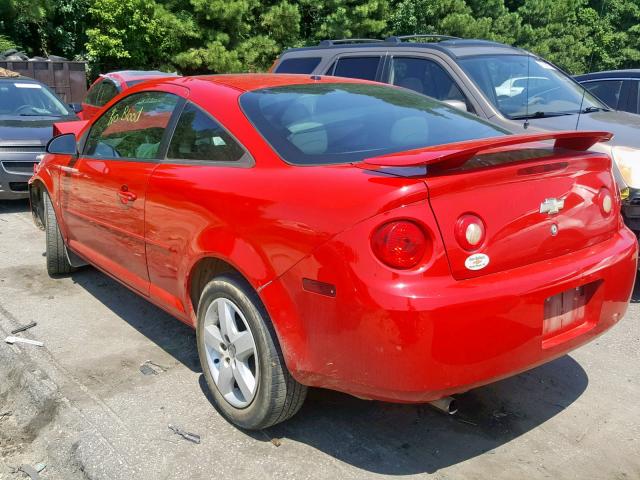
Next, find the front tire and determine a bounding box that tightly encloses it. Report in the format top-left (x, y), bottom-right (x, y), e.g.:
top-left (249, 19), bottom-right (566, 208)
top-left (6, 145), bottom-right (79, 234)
top-left (43, 192), bottom-right (74, 276)
top-left (196, 273), bottom-right (307, 429)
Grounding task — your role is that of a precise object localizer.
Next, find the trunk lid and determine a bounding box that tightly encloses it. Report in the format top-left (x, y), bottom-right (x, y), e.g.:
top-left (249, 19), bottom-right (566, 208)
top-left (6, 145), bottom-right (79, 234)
top-left (363, 131), bottom-right (619, 280)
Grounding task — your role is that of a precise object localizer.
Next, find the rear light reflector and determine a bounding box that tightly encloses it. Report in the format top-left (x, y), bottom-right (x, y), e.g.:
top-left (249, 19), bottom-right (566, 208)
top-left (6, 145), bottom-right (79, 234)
top-left (302, 278), bottom-right (336, 297)
top-left (597, 188), bottom-right (613, 216)
top-left (602, 194), bottom-right (612, 213)
top-left (455, 214), bottom-right (486, 250)
top-left (371, 220), bottom-right (428, 269)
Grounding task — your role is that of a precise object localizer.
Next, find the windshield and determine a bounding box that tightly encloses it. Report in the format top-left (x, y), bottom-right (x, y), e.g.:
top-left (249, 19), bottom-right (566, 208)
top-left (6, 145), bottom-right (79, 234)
top-left (458, 55), bottom-right (605, 119)
top-left (240, 83), bottom-right (508, 165)
top-left (0, 80), bottom-right (72, 117)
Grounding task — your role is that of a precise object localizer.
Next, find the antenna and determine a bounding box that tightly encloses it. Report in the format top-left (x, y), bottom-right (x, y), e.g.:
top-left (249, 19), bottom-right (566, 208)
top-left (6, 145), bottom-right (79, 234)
top-left (524, 53), bottom-right (530, 129)
top-left (576, 0), bottom-right (607, 129)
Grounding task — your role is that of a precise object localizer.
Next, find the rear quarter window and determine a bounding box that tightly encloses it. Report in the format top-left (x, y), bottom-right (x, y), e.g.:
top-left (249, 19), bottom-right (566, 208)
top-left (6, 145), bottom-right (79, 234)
top-left (327, 57), bottom-right (381, 81)
top-left (167, 102), bottom-right (247, 163)
top-left (85, 79), bottom-right (119, 107)
top-left (275, 57), bottom-right (322, 74)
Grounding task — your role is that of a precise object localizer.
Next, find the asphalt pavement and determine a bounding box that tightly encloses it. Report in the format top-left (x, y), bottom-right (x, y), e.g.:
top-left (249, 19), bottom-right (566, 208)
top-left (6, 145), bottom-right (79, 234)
top-left (1, 199), bottom-right (639, 480)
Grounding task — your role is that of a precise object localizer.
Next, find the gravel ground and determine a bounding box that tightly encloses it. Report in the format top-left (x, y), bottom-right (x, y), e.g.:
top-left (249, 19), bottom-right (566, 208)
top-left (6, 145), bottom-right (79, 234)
top-left (1, 199), bottom-right (639, 480)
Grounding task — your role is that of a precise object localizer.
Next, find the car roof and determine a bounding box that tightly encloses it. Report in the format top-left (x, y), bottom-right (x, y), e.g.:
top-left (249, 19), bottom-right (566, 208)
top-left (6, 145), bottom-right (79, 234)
top-left (103, 70), bottom-right (180, 83)
top-left (164, 73), bottom-right (379, 92)
top-left (575, 70), bottom-right (640, 81)
top-left (0, 75), bottom-right (41, 83)
top-left (280, 37), bottom-right (526, 59)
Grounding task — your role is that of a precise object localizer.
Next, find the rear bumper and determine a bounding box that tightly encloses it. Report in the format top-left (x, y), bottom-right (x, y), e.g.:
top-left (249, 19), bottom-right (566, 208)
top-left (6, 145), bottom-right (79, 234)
top-left (263, 225), bottom-right (637, 403)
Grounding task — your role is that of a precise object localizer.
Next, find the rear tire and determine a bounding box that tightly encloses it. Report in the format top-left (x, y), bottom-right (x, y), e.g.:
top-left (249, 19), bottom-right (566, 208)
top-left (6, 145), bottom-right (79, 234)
top-left (196, 273), bottom-right (307, 429)
top-left (43, 192), bottom-right (74, 276)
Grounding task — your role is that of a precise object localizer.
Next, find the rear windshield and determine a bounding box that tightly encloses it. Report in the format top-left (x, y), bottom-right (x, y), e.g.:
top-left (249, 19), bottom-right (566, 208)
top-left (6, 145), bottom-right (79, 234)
top-left (240, 83), bottom-right (507, 165)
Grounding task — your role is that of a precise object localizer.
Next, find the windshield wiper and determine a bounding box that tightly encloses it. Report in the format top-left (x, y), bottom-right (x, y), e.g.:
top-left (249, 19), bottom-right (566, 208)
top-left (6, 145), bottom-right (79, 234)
top-left (580, 106), bottom-right (609, 113)
top-left (510, 111), bottom-right (573, 120)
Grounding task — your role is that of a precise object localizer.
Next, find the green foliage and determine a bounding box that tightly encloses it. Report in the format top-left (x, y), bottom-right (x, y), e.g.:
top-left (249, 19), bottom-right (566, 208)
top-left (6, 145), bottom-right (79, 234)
top-left (0, 0), bottom-right (89, 57)
top-left (0, 0), bottom-right (638, 76)
top-left (0, 34), bottom-right (17, 52)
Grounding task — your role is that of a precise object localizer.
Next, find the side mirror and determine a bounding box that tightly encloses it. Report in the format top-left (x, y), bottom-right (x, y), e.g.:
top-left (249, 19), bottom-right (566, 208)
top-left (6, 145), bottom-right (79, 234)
top-left (443, 99), bottom-right (469, 112)
top-left (69, 103), bottom-right (83, 113)
top-left (46, 133), bottom-right (78, 156)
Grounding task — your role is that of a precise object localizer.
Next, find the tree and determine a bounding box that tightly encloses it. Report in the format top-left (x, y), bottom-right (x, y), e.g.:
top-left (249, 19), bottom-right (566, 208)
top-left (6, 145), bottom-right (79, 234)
top-left (3, 0), bottom-right (634, 77)
top-left (86, 0), bottom-right (183, 74)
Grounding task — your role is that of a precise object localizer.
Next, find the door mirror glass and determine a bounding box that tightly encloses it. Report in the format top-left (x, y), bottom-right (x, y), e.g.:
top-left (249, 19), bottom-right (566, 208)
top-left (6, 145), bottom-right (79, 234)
top-left (443, 99), bottom-right (469, 112)
top-left (46, 133), bottom-right (77, 156)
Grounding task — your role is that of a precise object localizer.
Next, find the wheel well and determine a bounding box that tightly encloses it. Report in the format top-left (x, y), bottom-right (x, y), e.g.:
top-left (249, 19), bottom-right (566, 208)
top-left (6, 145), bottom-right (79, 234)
top-left (29, 181), bottom-right (45, 230)
top-left (189, 257), bottom-right (246, 315)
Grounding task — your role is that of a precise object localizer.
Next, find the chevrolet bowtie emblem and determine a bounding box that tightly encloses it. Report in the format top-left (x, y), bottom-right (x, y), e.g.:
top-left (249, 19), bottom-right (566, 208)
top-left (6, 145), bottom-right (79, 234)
top-left (539, 198), bottom-right (565, 215)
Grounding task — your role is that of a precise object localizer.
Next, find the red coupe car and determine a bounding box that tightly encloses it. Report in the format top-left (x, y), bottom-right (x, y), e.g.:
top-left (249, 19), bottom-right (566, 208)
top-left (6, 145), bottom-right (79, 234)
top-left (29, 74), bottom-right (637, 430)
top-left (79, 70), bottom-right (180, 120)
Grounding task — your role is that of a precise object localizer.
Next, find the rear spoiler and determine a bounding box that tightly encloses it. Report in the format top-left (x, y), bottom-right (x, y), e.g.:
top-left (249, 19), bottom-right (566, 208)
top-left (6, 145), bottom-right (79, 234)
top-left (363, 131), bottom-right (612, 169)
top-left (52, 119), bottom-right (89, 137)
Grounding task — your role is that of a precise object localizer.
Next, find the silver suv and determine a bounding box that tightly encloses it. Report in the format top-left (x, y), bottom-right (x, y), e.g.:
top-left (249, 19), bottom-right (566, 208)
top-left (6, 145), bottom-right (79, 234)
top-left (273, 36), bottom-right (640, 233)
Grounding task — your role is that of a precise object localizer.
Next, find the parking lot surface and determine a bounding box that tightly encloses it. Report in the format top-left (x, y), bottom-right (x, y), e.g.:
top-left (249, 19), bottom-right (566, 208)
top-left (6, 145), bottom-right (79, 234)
top-left (1, 199), bottom-right (639, 480)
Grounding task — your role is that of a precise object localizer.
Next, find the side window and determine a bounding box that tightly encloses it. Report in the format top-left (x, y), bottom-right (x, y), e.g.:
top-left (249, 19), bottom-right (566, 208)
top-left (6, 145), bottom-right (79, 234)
top-left (84, 80), bottom-right (104, 106)
top-left (83, 91), bottom-right (179, 160)
top-left (632, 80), bottom-right (640, 115)
top-left (328, 57), bottom-right (381, 81)
top-left (275, 57), bottom-right (322, 74)
top-left (97, 80), bottom-right (119, 107)
top-left (85, 79), bottom-right (119, 107)
top-left (167, 102), bottom-right (246, 162)
top-left (583, 80), bottom-right (623, 110)
top-left (390, 57), bottom-right (468, 105)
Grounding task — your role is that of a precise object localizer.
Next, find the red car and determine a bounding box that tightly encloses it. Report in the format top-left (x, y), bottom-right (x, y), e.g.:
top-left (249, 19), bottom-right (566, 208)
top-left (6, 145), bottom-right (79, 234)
top-left (29, 74), bottom-right (637, 430)
top-left (79, 70), bottom-right (180, 120)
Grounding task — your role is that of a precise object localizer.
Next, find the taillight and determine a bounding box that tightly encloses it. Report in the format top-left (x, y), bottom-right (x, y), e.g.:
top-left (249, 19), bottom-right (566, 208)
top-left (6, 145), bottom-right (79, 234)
top-left (371, 220), bottom-right (428, 269)
top-left (455, 214), bottom-right (486, 250)
top-left (597, 188), bottom-right (613, 216)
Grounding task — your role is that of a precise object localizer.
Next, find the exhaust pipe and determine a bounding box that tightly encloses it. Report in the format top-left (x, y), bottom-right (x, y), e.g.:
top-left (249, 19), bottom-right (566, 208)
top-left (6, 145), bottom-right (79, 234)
top-left (428, 396), bottom-right (458, 415)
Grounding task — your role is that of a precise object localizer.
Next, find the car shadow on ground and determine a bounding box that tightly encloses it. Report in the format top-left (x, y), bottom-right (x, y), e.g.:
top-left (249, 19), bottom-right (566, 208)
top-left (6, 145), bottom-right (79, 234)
top-left (70, 268), bottom-right (201, 372)
top-left (204, 355), bottom-right (589, 475)
top-left (66, 250), bottom-right (599, 475)
top-left (0, 199), bottom-right (30, 215)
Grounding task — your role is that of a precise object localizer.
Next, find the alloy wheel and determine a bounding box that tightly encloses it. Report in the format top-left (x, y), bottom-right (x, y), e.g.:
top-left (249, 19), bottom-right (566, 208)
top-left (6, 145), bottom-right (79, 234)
top-left (203, 297), bottom-right (258, 408)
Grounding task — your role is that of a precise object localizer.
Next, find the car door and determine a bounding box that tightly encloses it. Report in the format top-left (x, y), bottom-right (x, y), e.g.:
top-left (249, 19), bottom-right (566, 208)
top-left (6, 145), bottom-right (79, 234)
top-left (581, 79), bottom-right (624, 111)
top-left (145, 101), bottom-right (251, 318)
top-left (60, 89), bottom-right (184, 295)
top-left (384, 55), bottom-right (474, 112)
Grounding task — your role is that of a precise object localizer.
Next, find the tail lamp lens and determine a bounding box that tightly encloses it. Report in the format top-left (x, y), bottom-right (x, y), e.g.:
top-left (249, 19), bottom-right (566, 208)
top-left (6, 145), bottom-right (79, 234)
top-left (371, 220), bottom-right (428, 269)
top-left (455, 214), bottom-right (486, 250)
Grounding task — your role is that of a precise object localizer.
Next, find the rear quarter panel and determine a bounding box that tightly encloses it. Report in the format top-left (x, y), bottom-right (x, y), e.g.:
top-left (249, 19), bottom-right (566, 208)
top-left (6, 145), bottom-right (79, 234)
top-left (144, 80), bottom-right (429, 323)
top-left (145, 163), bottom-right (428, 324)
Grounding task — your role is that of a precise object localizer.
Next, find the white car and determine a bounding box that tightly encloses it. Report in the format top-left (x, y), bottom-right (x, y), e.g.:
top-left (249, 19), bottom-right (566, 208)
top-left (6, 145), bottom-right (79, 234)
top-left (495, 76), bottom-right (550, 97)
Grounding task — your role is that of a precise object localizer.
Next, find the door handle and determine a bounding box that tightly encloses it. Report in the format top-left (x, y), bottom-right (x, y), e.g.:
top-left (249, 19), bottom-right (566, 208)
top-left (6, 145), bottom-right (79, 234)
top-left (118, 185), bottom-right (137, 204)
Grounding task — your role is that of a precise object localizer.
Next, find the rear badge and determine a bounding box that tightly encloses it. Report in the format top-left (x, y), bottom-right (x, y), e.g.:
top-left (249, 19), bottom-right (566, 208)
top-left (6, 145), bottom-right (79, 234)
top-left (465, 253), bottom-right (490, 271)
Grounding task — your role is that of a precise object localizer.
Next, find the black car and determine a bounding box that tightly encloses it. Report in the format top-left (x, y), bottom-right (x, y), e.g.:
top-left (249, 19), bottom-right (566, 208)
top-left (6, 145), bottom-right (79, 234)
top-left (0, 75), bottom-right (78, 199)
top-left (574, 70), bottom-right (640, 115)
